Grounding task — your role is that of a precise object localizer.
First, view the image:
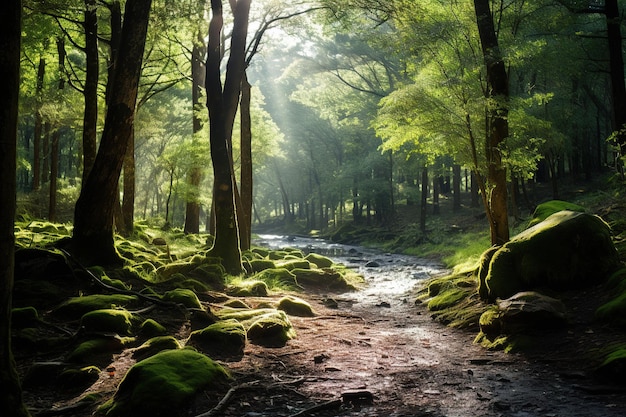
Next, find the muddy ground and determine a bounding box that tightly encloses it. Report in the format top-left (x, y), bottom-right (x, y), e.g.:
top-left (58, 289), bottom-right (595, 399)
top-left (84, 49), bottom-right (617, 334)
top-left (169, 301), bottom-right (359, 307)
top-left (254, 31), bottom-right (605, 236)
top-left (18, 237), bottom-right (626, 417)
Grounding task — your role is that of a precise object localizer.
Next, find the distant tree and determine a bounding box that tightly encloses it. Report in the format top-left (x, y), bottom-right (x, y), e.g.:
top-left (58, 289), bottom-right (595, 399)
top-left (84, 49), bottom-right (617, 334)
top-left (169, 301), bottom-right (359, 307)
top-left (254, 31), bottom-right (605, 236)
top-left (71, 0), bottom-right (152, 265)
top-left (0, 1), bottom-right (31, 415)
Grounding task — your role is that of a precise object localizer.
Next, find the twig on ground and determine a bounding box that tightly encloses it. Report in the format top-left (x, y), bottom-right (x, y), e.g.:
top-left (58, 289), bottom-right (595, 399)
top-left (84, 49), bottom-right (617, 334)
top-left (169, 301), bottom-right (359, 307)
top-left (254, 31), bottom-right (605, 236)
top-left (194, 380), bottom-right (261, 417)
top-left (287, 399), bottom-right (343, 417)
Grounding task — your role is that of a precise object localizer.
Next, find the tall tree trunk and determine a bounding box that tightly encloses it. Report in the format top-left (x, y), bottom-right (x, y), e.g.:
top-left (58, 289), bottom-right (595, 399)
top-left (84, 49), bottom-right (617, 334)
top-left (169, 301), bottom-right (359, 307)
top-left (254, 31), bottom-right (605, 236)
top-left (82, 0), bottom-right (99, 182)
top-left (452, 164), bottom-right (461, 211)
top-left (72, 0), bottom-right (152, 266)
top-left (420, 166), bottom-right (428, 233)
top-left (474, 0), bottom-right (510, 245)
top-left (184, 36), bottom-right (206, 235)
top-left (33, 56), bottom-right (45, 191)
top-left (0, 1), bottom-right (30, 415)
top-left (121, 127), bottom-right (135, 235)
top-left (605, 0), bottom-right (626, 157)
top-left (205, 0), bottom-right (250, 275)
top-left (239, 72), bottom-right (252, 250)
top-left (49, 37), bottom-right (66, 222)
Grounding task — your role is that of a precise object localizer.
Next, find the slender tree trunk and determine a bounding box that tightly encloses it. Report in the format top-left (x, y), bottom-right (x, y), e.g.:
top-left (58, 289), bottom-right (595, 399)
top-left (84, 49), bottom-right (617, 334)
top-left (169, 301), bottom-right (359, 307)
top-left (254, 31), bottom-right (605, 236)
top-left (49, 37), bottom-right (66, 222)
top-left (474, 0), bottom-right (510, 245)
top-left (0, 1), bottom-right (30, 415)
top-left (82, 0), bottom-right (99, 182)
top-left (205, 0), bottom-right (250, 274)
top-left (121, 127), bottom-right (135, 235)
top-left (605, 0), bottom-right (626, 157)
top-left (184, 36), bottom-right (206, 235)
top-left (239, 72), bottom-right (252, 250)
top-left (453, 164), bottom-right (461, 211)
top-left (432, 173), bottom-right (440, 215)
top-left (72, 0), bottom-right (152, 266)
top-left (33, 56), bottom-right (45, 191)
top-left (420, 166), bottom-right (428, 233)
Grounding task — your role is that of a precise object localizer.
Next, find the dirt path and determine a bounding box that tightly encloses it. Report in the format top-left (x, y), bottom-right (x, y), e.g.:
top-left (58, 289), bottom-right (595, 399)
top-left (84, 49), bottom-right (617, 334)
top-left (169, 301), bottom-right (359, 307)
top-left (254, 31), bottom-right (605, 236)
top-left (206, 237), bottom-right (626, 417)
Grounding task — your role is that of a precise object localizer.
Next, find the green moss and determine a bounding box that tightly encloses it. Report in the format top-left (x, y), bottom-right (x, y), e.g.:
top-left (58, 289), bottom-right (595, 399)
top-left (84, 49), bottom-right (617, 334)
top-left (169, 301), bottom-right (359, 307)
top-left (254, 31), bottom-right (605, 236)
top-left (67, 337), bottom-right (126, 363)
top-left (59, 366), bottom-right (101, 389)
top-left (478, 307), bottom-right (502, 336)
top-left (139, 319), bottom-right (167, 338)
top-left (216, 308), bottom-right (276, 321)
top-left (223, 299), bottom-right (250, 309)
top-left (275, 259), bottom-right (311, 271)
top-left (250, 268), bottom-right (299, 290)
top-left (80, 309), bottom-right (135, 335)
top-left (596, 289), bottom-right (626, 326)
top-left (427, 287), bottom-right (468, 311)
top-left (104, 349), bottom-right (230, 416)
top-left (186, 319), bottom-right (246, 359)
top-left (11, 306), bottom-right (39, 328)
top-left (162, 288), bottom-right (203, 309)
top-left (133, 336), bottom-right (181, 360)
top-left (244, 259), bottom-right (276, 273)
top-left (54, 294), bottom-right (138, 318)
top-left (226, 279), bottom-right (269, 296)
top-left (527, 200), bottom-right (586, 227)
top-left (245, 310), bottom-right (296, 347)
top-left (596, 347), bottom-right (626, 383)
top-left (292, 268), bottom-right (350, 289)
top-left (276, 296), bottom-right (315, 317)
top-left (305, 253), bottom-right (334, 268)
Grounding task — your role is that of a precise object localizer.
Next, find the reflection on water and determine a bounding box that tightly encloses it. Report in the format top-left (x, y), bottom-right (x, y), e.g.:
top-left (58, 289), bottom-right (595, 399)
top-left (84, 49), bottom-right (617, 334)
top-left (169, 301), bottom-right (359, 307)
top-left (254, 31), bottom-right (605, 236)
top-left (253, 234), bottom-right (448, 310)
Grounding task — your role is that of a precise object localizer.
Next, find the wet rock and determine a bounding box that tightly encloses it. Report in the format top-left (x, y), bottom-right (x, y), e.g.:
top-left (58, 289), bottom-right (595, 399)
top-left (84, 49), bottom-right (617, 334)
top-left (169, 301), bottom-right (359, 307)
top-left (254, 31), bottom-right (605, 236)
top-left (365, 260), bottom-right (380, 268)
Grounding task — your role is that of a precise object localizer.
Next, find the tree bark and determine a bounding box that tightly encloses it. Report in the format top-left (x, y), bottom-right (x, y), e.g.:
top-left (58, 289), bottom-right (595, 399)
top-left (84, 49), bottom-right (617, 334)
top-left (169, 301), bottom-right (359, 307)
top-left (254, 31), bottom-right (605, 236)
top-left (239, 72), bottom-right (253, 250)
top-left (205, 0), bottom-right (250, 274)
top-left (72, 0), bottom-right (152, 266)
top-left (49, 36), bottom-right (66, 222)
top-left (474, 0), bottom-right (510, 245)
top-left (420, 166), bottom-right (428, 233)
top-left (184, 36), bottom-right (206, 235)
top-left (33, 56), bottom-right (45, 190)
top-left (605, 0), bottom-right (626, 157)
top-left (121, 127), bottom-right (135, 235)
top-left (0, 1), bottom-right (30, 415)
top-left (82, 0), bottom-right (99, 182)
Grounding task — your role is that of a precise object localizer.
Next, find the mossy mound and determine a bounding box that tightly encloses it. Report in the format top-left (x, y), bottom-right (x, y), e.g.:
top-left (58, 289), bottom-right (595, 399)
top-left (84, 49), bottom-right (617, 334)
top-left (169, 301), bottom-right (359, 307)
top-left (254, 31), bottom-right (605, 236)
top-left (80, 309), bottom-right (135, 335)
top-left (162, 288), bottom-right (203, 309)
top-left (67, 337), bottom-right (127, 363)
top-left (527, 200), bottom-right (586, 227)
top-left (275, 259), bottom-right (312, 271)
top-left (595, 347), bottom-right (626, 384)
top-left (250, 268), bottom-right (300, 290)
top-left (244, 259), bottom-right (276, 273)
top-left (102, 349), bottom-right (230, 417)
top-left (245, 310), bottom-right (296, 347)
top-left (132, 336), bottom-right (181, 361)
top-left (53, 294), bottom-right (139, 319)
top-left (596, 290), bottom-right (626, 326)
top-left (59, 366), bottom-right (101, 390)
top-left (276, 296), bottom-right (315, 317)
top-left (223, 299), bottom-right (251, 309)
top-left (11, 306), bottom-right (40, 328)
top-left (291, 268), bottom-right (350, 289)
top-left (139, 319), bottom-right (167, 338)
top-left (305, 253), bottom-right (334, 268)
top-left (186, 319), bottom-right (246, 360)
top-left (479, 211), bottom-right (621, 301)
top-left (226, 279), bottom-right (269, 296)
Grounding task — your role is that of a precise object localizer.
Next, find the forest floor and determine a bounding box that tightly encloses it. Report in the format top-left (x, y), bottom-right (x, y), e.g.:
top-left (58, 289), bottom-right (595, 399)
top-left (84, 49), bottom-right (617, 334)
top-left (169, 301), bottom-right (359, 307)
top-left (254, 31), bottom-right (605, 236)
top-left (15, 173), bottom-right (626, 417)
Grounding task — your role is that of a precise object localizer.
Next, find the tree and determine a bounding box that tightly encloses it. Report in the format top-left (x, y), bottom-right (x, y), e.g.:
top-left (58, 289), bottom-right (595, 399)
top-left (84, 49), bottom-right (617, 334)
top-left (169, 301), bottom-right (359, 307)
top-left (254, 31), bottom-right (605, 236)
top-left (474, 0), bottom-right (510, 245)
top-left (0, 1), bottom-right (31, 415)
top-left (71, 0), bottom-right (152, 265)
top-left (204, 0), bottom-right (251, 275)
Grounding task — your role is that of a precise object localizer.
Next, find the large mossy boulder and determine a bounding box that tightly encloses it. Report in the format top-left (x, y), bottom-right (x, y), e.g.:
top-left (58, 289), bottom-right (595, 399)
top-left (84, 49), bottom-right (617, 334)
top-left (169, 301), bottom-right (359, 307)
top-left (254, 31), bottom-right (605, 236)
top-left (53, 294), bottom-right (139, 319)
top-left (102, 349), bottom-right (230, 417)
top-left (186, 319), bottom-right (246, 360)
top-left (527, 200), bottom-right (586, 227)
top-left (80, 309), bottom-right (135, 335)
top-left (479, 211), bottom-right (621, 301)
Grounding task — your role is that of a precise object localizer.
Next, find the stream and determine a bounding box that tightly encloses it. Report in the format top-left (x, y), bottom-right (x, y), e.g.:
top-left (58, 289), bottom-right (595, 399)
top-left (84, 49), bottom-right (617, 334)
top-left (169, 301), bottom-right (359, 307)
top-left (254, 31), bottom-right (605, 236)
top-left (247, 234), bottom-right (626, 417)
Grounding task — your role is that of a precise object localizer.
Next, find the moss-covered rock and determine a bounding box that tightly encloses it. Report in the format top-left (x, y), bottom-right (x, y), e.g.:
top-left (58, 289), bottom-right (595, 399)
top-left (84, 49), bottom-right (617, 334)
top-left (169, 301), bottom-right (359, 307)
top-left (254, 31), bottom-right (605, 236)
top-left (139, 319), bottom-right (167, 338)
top-left (495, 291), bottom-right (567, 333)
top-left (226, 279), bottom-right (269, 296)
top-left (11, 306), bottom-right (40, 328)
top-left (223, 299), bottom-right (251, 309)
top-left (275, 259), bottom-right (312, 271)
top-left (102, 349), bottom-right (230, 416)
top-left (67, 337), bottom-right (126, 363)
top-left (251, 268), bottom-right (299, 289)
top-left (59, 366), bottom-right (101, 389)
top-left (527, 200), bottom-right (586, 227)
top-left (305, 253), bottom-right (334, 269)
top-left (276, 296), bottom-right (315, 317)
top-left (596, 289), bottom-right (626, 326)
top-left (595, 347), bottom-right (626, 384)
top-left (80, 309), bottom-right (135, 335)
top-left (162, 288), bottom-right (203, 309)
top-left (53, 294), bottom-right (138, 319)
top-left (479, 211), bottom-right (621, 301)
top-left (186, 319), bottom-right (246, 360)
top-left (132, 336), bottom-right (181, 361)
top-left (292, 268), bottom-right (349, 289)
top-left (244, 259), bottom-right (276, 274)
top-left (245, 310), bottom-right (296, 347)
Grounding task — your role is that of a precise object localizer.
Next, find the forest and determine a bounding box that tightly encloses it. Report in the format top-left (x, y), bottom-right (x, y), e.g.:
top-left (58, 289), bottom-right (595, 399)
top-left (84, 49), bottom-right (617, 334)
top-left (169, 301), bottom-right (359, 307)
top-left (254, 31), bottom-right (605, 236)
top-left (2, 0), bottom-right (626, 416)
